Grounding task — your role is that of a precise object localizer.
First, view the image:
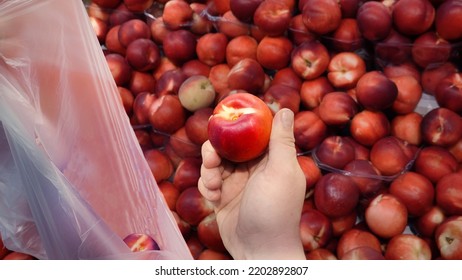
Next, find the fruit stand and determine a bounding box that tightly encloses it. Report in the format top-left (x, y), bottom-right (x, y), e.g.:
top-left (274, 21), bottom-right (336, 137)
top-left (1, 0), bottom-right (462, 260)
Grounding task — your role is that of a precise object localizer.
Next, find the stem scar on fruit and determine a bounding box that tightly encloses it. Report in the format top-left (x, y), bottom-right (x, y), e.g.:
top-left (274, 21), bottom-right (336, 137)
top-left (215, 105), bottom-right (258, 121)
top-left (304, 59), bottom-right (312, 67)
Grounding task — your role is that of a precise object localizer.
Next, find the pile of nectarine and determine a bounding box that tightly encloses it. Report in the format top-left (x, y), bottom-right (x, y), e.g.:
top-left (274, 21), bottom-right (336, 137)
top-left (85, 0), bottom-right (462, 260)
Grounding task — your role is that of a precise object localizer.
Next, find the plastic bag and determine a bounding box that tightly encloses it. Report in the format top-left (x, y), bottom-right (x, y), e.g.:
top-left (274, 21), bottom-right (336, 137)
top-left (0, 0), bottom-right (192, 260)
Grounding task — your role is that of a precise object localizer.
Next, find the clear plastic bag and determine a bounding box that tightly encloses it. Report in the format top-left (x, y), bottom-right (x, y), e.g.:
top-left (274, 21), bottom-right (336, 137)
top-left (0, 0), bottom-right (192, 260)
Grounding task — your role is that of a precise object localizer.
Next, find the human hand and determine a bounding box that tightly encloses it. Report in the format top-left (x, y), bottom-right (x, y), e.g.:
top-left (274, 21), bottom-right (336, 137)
top-left (198, 108), bottom-right (306, 260)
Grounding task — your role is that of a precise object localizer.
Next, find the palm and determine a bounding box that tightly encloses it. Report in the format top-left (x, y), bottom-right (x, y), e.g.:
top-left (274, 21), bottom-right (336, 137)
top-left (213, 158), bottom-right (290, 257)
top-left (213, 162), bottom-right (256, 254)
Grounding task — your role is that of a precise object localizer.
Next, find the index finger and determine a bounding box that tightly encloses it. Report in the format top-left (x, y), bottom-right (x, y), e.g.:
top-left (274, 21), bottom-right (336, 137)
top-left (201, 140), bottom-right (222, 169)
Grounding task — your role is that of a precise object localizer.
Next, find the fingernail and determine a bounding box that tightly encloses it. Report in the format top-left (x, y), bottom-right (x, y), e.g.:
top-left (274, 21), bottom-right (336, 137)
top-left (281, 109), bottom-right (293, 129)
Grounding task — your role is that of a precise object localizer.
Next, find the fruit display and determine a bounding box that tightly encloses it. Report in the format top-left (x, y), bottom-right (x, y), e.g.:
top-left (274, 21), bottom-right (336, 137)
top-left (77, 0), bottom-right (462, 260)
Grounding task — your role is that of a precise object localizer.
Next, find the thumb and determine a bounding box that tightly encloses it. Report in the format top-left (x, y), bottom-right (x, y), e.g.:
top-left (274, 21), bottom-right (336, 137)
top-left (265, 108), bottom-right (306, 220)
top-left (267, 108), bottom-right (298, 166)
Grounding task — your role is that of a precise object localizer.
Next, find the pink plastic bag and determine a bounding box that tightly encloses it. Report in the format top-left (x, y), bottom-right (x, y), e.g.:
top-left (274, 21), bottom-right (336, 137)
top-left (0, 0), bottom-right (192, 260)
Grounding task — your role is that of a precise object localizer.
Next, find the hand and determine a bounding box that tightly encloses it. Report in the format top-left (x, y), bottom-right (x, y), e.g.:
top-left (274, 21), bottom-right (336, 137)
top-left (198, 108), bottom-right (306, 260)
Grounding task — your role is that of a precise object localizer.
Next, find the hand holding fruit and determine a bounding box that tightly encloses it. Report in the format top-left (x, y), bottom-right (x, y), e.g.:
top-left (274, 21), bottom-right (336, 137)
top-left (198, 109), bottom-right (306, 260)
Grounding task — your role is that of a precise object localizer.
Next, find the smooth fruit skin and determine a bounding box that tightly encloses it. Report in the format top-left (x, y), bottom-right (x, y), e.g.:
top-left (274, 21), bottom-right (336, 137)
top-left (384, 234), bottom-right (432, 260)
top-left (123, 233), bottom-right (160, 252)
top-left (208, 93), bottom-right (273, 162)
top-left (365, 194), bottom-right (408, 239)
